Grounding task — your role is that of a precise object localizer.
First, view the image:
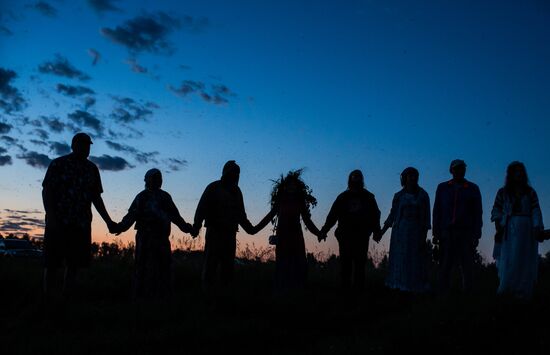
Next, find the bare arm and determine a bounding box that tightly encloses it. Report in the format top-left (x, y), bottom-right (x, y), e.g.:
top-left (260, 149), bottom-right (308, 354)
top-left (252, 208), bottom-right (278, 235)
top-left (92, 195), bottom-right (114, 228)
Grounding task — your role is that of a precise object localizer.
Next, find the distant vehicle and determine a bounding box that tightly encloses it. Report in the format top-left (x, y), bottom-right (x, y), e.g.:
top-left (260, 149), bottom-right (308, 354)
top-left (0, 239), bottom-right (43, 258)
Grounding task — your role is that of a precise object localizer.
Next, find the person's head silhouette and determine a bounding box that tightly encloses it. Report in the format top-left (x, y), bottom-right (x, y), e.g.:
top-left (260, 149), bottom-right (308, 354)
top-left (144, 168), bottom-right (162, 190)
top-left (450, 159), bottom-right (466, 181)
top-left (221, 160), bottom-right (240, 187)
top-left (71, 133), bottom-right (93, 159)
top-left (400, 167), bottom-right (419, 189)
top-left (348, 170), bottom-right (364, 191)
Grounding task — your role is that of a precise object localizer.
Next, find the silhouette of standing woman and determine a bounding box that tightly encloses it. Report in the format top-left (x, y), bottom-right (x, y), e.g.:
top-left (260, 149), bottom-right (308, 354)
top-left (114, 169), bottom-right (194, 300)
top-left (42, 133), bottom-right (116, 299)
top-left (378, 167), bottom-right (431, 293)
top-left (321, 170), bottom-right (381, 291)
top-left (254, 170), bottom-right (325, 291)
top-left (491, 162), bottom-right (544, 299)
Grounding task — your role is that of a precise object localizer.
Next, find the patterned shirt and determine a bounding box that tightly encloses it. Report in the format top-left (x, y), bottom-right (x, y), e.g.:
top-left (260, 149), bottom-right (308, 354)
top-left (42, 153), bottom-right (103, 228)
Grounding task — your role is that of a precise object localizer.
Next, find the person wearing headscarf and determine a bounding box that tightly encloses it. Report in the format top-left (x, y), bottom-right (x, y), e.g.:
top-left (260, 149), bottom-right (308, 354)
top-left (378, 167), bottom-right (431, 293)
top-left (115, 168), bottom-right (194, 299)
top-left (433, 159), bottom-right (483, 294)
top-left (193, 161), bottom-right (256, 294)
top-left (320, 170), bottom-right (381, 291)
top-left (491, 162), bottom-right (544, 299)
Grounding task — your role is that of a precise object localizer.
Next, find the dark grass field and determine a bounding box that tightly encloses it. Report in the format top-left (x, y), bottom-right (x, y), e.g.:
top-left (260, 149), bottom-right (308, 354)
top-left (2, 250), bottom-right (550, 355)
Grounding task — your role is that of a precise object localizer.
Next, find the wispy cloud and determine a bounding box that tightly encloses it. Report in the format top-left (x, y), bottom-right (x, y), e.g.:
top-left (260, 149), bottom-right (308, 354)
top-left (105, 140), bottom-right (159, 164)
top-left (0, 155), bottom-right (12, 166)
top-left (56, 83), bottom-right (95, 97)
top-left (90, 154), bottom-right (133, 171)
top-left (125, 58), bottom-right (148, 74)
top-left (17, 151), bottom-right (51, 169)
top-left (0, 122), bottom-right (12, 134)
top-left (28, 2), bottom-right (57, 18)
top-left (169, 80), bottom-right (235, 105)
top-left (38, 55), bottom-right (90, 81)
top-left (0, 67), bottom-right (27, 113)
top-left (49, 141), bottom-right (70, 155)
top-left (165, 158), bottom-right (188, 172)
top-left (87, 48), bottom-right (101, 65)
top-left (67, 110), bottom-right (102, 134)
top-left (0, 25), bottom-right (13, 36)
top-left (100, 12), bottom-right (204, 55)
top-left (110, 96), bottom-right (157, 123)
top-left (87, 0), bottom-right (122, 14)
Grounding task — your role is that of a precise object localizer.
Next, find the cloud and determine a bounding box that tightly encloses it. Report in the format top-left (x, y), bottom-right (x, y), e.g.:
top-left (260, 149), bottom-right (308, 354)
top-left (38, 55), bottom-right (90, 81)
top-left (168, 80), bottom-right (205, 97)
top-left (41, 116), bottom-right (73, 133)
top-left (105, 140), bottom-right (158, 163)
top-left (125, 58), bottom-right (148, 73)
top-left (56, 83), bottom-right (95, 97)
top-left (67, 110), bottom-right (102, 134)
top-left (0, 155), bottom-right (12, 166)
top-left (17, 151), bottom-right (52, 169)
top-left (87, 0), bottom-right (122, 14)
top-left (88, 48), bottom-right (101, 65)
top-left (90, 154), bottom-right (133, 171)
top-left (110, 96), bottom-right (156, 123)
top-left (165, 158), bottom-right (188, 171)
top-left (0, 67), bottom-right (27, 113)
top-left (0, 26), bottom-right (13, 36)
top-left (0, 147), bottom-right (7, 154)
top-left (100, 12), bottom-right (189, 55)
top-left (169, 81), bottom-right (234, 105)
top-left (32, 128), bottom-right (49, 140)
top-left (0, 122), bottom-right (12, 134)
top-left (49, 141), bottom-right (71, 155)
top-left (83, 96), bottom-right (96, 109)
top-left (30, 139), bottom-right (48, 147)
top-left (28, 2), bottom-right (57, 17)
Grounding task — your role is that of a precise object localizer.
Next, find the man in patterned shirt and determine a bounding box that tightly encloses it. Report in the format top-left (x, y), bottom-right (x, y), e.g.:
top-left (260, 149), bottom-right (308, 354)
top-left (42, 132), bottom-right (116, 299)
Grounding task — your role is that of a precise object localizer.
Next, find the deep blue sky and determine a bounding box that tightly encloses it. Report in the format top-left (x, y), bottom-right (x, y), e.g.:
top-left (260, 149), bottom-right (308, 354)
top-left (0, 0), bottom-right (549, 260)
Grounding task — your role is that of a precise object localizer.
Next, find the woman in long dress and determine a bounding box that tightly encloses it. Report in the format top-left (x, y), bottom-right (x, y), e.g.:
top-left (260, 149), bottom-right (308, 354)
top-left (253, 170), bottom-right (325, 291)
top-left (378, 167), bottom-right (431, 293)
top-left (491, 161), bottom-right (544, 299)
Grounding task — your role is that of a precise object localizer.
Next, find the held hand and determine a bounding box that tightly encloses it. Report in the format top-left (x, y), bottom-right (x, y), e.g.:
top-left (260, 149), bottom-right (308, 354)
top-left (317, 232), bottom-right (328, 243)
top-left (372, 231), bottom-right (382, 243)
top-left (107, 220), bottom-right (118, 234)
top-left (191, 226), bottom-right (200, 239)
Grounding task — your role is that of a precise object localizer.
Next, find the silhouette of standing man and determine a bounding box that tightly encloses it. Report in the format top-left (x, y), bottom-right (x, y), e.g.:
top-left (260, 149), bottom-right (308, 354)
top-left (42, 133), bottom-right (116, 299)
top-left (433, 159), bottom-right (482, 294)
top-left (193, 160), bottom-right (255, 295)
top-left (321, 170), bottom-right (381, 291)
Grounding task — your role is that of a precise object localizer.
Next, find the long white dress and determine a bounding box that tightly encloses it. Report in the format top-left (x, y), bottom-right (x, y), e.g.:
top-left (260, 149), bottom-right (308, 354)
top-left (383, 188), bottom-right (431, 293)
top-left (491, 187), bottom-right (544, 299)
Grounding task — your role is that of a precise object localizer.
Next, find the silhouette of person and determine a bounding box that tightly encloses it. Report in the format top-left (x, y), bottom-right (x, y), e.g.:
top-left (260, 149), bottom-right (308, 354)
top-left (253, 170), bottom-right (324, 291)
top-left (320, 170), bottom-right (381, 291)
top-left (42, 132), bottom-right (116, 299)
top-left (491, 162), bottom-right (544, 299)
top-left (433, 159), bottom-right (482, 294)
top-left (192, 160), bottom-right (255, 295)
top-left (113, 168), bottom-right (194, 300)
top-left (378, 167), bottom-right (431, 293)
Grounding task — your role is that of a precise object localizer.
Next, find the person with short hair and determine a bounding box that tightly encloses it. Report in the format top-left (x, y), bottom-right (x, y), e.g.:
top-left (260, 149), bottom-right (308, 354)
top-left (433, 159), bottom-right (483, 293)
top-left (42, 132), bottom-right (117, 299)
top-left (193, 160), bottom-right (256, 294)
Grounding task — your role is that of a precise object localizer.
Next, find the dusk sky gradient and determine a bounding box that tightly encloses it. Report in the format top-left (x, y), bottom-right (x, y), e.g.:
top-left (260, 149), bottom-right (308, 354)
top-left (1, 0), bottom-right (549, 260)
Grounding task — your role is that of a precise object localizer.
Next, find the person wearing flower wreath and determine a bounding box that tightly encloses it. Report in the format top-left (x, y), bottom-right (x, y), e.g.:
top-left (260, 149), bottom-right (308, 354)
top-left (253, 169), bottom-right (326, 291)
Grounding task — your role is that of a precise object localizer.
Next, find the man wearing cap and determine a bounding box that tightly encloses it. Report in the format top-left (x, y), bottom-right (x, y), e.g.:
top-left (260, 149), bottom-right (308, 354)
top-left (42, 132), bottom-right (117, 299)
top-left (433, 159), bottom-right (483, 293)
top-left (193, 160), bottom-right (256, 294)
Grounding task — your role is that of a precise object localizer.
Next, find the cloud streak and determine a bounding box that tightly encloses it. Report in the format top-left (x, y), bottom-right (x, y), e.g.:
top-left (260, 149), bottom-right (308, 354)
top-left (0, 67), bottom-right (27, 113)
top-left (38, 55), bottom-right (90, 81)
top-left (90, 154), bottom-right (133, 171)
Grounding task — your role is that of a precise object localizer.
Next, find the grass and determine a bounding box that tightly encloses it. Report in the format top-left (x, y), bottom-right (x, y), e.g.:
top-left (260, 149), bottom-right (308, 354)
top-left (1, 248), bottom-right (550, 355)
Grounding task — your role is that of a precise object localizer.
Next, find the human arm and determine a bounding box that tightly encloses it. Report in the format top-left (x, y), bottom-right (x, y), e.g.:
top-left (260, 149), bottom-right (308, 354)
top-left (432, 185), bottom-right (442, 244)
top-left (252, 208), bottom-right (278, 235)
top-left (320, 196), bottom-right (340, 236)
top-left (167, 195), bottom-right (194, 234)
